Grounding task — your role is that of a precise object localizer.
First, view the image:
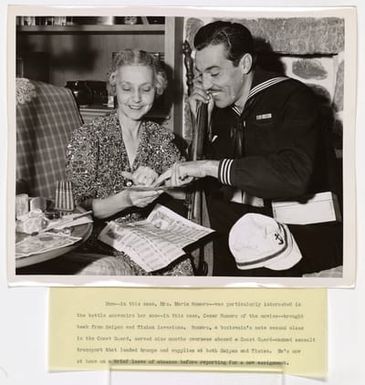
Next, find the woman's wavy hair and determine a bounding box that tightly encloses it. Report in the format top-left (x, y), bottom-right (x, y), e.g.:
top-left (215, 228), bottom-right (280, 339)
top-left (108, 49), bottom-right (168, 96)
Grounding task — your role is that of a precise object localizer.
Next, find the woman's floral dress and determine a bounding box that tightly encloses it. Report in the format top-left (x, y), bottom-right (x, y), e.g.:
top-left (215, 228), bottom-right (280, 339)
top-left (65, 112), bottom-right (194, 276)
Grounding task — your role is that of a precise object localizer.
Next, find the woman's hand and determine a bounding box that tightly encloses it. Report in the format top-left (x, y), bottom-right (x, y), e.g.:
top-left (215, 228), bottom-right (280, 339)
top-left (125, 189), bottom-right (163, 208)
top-left (92, 188), bottom-right (163, 218)
top-left (121, 166), bottom-right (158, 186)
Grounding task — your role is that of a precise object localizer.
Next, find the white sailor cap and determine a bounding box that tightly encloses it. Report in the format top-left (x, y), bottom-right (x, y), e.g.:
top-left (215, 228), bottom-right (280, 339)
top-left (229, 213), bottom-right (302, 271)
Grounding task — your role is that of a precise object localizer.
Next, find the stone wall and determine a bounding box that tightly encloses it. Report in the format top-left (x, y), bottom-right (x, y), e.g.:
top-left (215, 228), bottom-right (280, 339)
top-left (183, 17), bottom-right (344, 155)
top-left (186, 17), bottom-right (344, 55)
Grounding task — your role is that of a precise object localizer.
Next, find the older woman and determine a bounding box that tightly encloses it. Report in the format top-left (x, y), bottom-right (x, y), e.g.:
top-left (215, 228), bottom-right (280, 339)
top-left (65, 49), bottom-right (192, 276)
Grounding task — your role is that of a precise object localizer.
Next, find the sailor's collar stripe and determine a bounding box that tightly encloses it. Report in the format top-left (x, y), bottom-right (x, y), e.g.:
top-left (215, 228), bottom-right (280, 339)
top-left (248, 76), bottom-right (289, 100)
top-left (230, 76), bottom-right (289, 116)
top-left (231, 105), bottom-right (241, 116)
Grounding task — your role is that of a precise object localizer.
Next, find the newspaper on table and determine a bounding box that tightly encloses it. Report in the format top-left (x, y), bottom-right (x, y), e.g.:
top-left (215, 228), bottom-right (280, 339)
top-left (98, 204), bottom-right (214, 272)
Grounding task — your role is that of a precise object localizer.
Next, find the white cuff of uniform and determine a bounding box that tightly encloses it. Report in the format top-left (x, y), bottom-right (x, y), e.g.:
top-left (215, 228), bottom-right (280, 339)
top-left (218, 158), bottom-right (234, 185)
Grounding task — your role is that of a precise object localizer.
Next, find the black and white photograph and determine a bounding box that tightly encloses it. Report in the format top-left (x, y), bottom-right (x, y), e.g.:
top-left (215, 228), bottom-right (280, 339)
top-left (7, 6), bottom-right (356, 286)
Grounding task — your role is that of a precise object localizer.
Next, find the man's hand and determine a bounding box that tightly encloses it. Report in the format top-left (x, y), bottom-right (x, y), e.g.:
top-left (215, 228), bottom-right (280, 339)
top-left (188, 76), bottom-right (215, 120)
top-left (154, 160), bottom-right (219, 187)
top-left (121, 166), bottom-right (158, 187)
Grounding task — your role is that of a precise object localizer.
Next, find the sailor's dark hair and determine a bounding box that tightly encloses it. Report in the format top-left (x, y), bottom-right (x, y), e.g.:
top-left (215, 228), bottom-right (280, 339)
top-left (194, 21), bottom-right (255, 66)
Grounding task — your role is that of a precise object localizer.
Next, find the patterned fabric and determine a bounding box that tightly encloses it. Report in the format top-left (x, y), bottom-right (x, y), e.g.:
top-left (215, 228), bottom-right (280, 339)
top-left (65, 113), bottom-right (194, 276)
top-left (16, 78), bottom-right (36, 105)
top-left (65, 112), bottom-right (182, 204)
top-left (16, 78), bottom-right (83, 199)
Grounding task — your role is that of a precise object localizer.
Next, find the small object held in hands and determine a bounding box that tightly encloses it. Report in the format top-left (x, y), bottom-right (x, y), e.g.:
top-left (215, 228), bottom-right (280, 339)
top-left (153, 167), bottom-right (193, 189)
top-left (153, 169), bottom-right (172, 188)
